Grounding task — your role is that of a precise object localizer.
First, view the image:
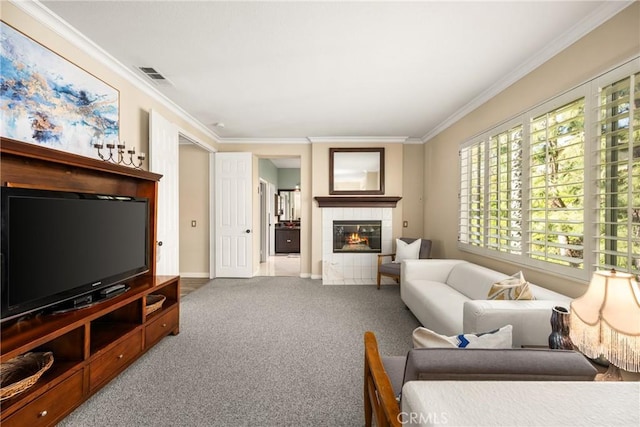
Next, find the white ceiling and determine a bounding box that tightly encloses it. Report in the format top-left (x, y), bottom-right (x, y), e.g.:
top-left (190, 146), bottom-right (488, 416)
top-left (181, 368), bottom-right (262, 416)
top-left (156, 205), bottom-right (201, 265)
top-left (269, 158), bottom-right (301, 169)
top-left (38, 0), bottom-right (631, 143)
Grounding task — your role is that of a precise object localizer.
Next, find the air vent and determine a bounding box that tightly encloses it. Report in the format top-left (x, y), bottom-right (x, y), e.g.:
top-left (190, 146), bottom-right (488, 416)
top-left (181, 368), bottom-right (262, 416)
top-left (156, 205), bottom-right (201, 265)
top-left (137, 66), bottom-right (173, 86)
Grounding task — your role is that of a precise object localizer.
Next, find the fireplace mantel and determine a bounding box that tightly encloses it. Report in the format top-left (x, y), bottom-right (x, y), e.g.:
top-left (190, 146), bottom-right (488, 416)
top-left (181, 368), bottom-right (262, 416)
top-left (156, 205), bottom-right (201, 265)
top-left (314, 196), bottom-right (402, 208)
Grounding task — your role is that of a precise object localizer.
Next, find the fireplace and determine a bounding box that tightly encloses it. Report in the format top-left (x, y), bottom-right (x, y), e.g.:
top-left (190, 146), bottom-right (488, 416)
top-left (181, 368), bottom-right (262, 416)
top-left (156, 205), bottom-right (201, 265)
top-left (333, 220), bottom-right (382, 253)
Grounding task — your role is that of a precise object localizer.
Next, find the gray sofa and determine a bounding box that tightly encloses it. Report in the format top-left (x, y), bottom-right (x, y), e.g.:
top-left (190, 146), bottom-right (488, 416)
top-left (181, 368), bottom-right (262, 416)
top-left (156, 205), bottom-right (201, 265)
top-left (383, 348), bottom-right (596, 400)
top-left (363, 331), bottom-right (596, 427)
top-left (400, 259), bottom-right (572, 347)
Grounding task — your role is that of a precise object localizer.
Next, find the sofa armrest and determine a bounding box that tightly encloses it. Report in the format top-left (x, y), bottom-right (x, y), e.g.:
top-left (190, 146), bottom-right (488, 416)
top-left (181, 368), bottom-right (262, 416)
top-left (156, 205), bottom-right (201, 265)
top-left (377, 253), bottom-right (396, 265)
top-left (463, 300), bottom-right (570, 348)
top-left (401, 259), bottom-right (468, 284)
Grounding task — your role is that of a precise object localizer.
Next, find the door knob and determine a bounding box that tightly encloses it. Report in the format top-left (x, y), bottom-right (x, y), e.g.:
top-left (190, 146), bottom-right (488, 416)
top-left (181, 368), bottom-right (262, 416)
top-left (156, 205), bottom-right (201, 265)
top-left (245, 229), bottom-right (251, 233)
top-left (158, 241), bottom-right (163, 246)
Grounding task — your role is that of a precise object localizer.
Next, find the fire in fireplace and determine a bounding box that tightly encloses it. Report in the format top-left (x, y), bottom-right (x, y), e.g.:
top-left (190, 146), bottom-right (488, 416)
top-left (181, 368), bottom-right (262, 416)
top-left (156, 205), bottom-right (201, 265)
top-left (333, 220), bottom-right (382, 253)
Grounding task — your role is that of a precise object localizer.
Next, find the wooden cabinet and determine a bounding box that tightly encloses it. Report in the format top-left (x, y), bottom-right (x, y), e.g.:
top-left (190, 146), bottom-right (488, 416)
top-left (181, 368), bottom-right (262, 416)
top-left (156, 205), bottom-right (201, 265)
top-left (0, 138), bottom-right (180, 426)
top-left (89, 329), bottom-right (143, 391)
top-left (275, 227), bottom-right (300, 253)
top-left (1, 370), bottom-right (84, 427)
top-left (145, 306), bottom-right (179, 347)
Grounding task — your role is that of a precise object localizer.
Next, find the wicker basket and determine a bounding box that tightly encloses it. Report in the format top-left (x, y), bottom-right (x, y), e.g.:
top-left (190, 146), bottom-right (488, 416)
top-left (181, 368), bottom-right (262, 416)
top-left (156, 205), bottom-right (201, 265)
top-left (0, 352), bottom-right (54, 401)
top-left (145, 294), bottom-right (166, 315)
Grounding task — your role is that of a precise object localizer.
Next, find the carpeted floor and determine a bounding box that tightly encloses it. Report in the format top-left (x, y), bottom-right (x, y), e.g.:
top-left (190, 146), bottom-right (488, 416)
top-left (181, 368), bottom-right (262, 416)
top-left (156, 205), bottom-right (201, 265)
top-left (58, 277), bottom-right (419, 426)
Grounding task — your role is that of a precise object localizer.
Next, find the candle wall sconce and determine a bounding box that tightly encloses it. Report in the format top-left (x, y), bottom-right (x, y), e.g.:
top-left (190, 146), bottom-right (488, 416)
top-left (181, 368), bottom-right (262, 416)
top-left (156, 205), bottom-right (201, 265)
top-left (93, 140), bottom-right (145, 169)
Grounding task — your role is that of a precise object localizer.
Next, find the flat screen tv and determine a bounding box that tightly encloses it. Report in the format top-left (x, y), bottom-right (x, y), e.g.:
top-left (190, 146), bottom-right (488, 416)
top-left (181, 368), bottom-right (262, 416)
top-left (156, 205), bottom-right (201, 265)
top-left (1, 186), bottom-right (150, 322)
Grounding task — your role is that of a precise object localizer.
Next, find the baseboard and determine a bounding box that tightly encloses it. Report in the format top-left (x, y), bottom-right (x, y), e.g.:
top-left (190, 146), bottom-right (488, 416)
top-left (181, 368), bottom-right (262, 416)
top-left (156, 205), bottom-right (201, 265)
top-left (179, 272), bottom-right (210, 279)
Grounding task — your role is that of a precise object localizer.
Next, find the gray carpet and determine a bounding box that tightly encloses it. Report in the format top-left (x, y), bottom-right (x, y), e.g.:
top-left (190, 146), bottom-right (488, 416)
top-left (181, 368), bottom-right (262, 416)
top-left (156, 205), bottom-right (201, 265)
top-left (58, 277), bottom-right (419, 426)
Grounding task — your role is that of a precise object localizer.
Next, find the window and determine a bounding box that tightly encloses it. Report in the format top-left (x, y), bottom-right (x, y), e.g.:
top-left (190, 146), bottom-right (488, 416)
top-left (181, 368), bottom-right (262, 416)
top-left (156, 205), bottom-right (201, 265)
top-left (595, 72), bottom-right (640, 276)
top-left (529, 98), bottom-right (585, 269)
top-left (459, 59), bottom-right (639, 281)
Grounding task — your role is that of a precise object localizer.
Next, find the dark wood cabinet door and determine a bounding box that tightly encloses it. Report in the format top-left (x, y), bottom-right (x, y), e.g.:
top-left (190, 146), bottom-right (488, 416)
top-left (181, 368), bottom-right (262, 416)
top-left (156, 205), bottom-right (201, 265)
top-left (275, 229), bottom-right (300, 253)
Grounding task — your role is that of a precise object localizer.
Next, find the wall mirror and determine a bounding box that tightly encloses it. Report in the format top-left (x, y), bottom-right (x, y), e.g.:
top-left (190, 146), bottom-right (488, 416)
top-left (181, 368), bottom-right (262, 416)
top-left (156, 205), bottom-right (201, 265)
top-left (277, 189), bottom-right (301, 221)
top-left (329, 147), bottom-right (385, 195)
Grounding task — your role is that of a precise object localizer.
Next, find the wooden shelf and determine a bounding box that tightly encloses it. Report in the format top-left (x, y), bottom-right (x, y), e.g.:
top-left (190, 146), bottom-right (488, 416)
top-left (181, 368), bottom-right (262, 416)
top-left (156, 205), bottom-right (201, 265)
top-left (314, 196), bottom-right (402, 208)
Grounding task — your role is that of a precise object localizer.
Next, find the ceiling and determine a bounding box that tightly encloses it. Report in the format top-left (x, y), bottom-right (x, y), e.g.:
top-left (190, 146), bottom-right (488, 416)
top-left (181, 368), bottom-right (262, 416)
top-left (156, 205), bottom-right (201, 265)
top-left (39, 1), bottom-right (631, 143)
top-left (269, 158), bottom-right (301, 169)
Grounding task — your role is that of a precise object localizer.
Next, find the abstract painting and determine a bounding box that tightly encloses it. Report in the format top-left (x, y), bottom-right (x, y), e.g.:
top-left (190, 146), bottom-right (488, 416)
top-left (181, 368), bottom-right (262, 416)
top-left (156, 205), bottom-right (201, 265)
top-left (1, 22), bottom-right (119, 157)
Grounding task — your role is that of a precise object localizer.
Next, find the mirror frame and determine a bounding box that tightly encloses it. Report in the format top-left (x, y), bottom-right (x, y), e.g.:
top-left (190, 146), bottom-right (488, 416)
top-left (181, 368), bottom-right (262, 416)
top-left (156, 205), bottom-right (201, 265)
top-left (329, 147), bottom-right (385, 195)
top-left (277, 189), bottom-right (301, 222)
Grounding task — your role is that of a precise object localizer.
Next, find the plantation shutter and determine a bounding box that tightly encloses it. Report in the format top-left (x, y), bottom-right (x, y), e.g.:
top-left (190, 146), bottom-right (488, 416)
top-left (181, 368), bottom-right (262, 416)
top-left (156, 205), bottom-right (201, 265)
top-left (528, 98), bottom-right (585, 268)
top-left (595, 72), bottom-right (640, 275)
top-left (459, 141), bottom-right (485, 247)
top-left (487, 125), bottom-right (523, 254)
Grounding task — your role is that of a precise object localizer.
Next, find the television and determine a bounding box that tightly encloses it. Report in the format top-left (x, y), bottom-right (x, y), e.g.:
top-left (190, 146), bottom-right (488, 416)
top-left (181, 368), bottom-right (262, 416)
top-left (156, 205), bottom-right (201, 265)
top-left (1, 186), bottom-right (150, 322)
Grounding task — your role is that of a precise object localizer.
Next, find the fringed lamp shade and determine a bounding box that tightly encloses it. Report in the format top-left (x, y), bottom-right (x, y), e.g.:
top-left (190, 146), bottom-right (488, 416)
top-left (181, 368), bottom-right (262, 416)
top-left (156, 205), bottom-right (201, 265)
top-left (569, 270), bottom-right (640, 372)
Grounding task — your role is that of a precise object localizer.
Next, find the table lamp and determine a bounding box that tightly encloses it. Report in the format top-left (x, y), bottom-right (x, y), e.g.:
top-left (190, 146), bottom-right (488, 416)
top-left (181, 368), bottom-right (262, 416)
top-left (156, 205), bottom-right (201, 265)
top-left (569, 270), bottom-right (640, 381)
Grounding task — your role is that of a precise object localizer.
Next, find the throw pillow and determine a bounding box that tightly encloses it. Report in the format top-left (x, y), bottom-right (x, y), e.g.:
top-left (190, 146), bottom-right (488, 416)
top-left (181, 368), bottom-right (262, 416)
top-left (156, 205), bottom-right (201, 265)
top-left (487, 271), bottom-right (535, 300)
top-left (393, 238), bottom-right (421, 263)
top-left (412, 324), bottom-right (513, 349)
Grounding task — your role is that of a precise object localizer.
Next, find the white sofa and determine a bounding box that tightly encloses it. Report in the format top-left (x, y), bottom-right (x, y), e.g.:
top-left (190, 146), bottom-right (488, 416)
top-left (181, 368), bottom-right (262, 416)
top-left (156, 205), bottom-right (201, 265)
top-left (400, 259), bottom-right (572, 347)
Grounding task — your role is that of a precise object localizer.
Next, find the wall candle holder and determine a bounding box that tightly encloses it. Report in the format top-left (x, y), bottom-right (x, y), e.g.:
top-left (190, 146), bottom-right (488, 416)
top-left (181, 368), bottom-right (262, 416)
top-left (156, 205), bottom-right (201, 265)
top-left (93, 141), bottom-right (145, 169)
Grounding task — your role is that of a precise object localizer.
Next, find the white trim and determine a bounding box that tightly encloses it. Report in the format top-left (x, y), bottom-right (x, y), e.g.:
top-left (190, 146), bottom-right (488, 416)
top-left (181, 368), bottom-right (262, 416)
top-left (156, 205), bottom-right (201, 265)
top-left (179, 272), bottom-right (210, 279)
top-left (178, 126), bottom-right (218, 153)
top-left (422, 0), bottom-right (634, 144)
top-left (209, 152), bottom-right (216, 279)
top-left (307, 136), bottom-right (409, 144)
top-left (15, 0), bottom-right (220, 143)
top-left (219, 137), bottom-right (310, 145)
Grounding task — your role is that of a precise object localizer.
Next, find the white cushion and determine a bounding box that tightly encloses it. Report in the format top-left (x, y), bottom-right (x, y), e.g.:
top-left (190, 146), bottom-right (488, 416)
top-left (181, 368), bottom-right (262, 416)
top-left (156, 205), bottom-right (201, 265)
top-left (393, 238), bottom-right (421, 263)
top-left (412, 324), bottom-right (512, 349)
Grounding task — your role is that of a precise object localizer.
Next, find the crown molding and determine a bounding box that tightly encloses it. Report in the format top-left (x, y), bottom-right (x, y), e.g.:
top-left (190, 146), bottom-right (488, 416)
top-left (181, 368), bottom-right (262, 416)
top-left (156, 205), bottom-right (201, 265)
top-left (218, 137), bottom-right (310, 145)
top-left (421, 0), bottom-right (634, 143)
top-left (218, 136), bottom-right (417, 145)
top-left (306, 136), bottom-right (409, 144)
top-left (12, 0), bottom-right (220, 144)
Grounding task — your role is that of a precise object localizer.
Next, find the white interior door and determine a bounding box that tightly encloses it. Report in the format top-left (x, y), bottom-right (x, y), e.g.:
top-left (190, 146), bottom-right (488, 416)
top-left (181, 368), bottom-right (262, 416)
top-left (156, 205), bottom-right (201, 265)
top-left (149, 109), bottom-right (179, 276)
top-left (215, 152), bottom-right (253, 277)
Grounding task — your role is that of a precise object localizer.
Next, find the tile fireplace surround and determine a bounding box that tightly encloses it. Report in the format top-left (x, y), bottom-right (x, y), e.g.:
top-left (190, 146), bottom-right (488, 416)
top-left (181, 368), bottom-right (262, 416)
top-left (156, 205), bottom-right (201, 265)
top-left (322, 208), bottom-right (392, 284)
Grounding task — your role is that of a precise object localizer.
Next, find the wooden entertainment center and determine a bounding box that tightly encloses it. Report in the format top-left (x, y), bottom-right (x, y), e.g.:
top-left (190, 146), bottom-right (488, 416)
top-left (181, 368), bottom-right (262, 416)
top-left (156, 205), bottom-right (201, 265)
top-left (0, 138), bottom-right (180, 426)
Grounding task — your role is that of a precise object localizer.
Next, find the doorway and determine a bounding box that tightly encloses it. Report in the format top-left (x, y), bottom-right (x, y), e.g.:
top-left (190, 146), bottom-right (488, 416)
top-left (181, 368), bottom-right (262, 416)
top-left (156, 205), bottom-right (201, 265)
top-left (178, 134), bottom-right (214, 280)
top-left (258, 157), bottom-right (301, 277)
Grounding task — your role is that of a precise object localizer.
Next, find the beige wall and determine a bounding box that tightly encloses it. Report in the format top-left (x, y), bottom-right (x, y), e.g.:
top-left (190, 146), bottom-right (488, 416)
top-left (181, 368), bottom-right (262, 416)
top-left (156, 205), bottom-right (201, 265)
top-left (424, 3), bottom-right (640, 298)
top-left (402, 144), bottom-right (425, 239)
top-left (2, 2), bottom-right (219, 161)
top-left (179, 144), bottom-right (210, 276)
